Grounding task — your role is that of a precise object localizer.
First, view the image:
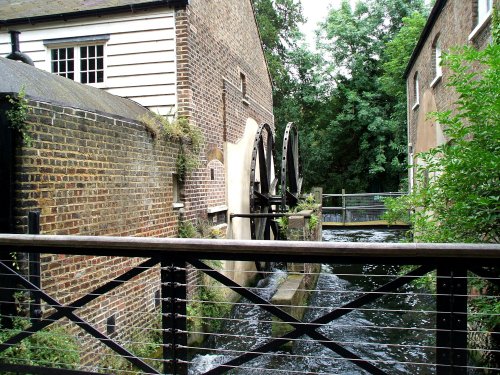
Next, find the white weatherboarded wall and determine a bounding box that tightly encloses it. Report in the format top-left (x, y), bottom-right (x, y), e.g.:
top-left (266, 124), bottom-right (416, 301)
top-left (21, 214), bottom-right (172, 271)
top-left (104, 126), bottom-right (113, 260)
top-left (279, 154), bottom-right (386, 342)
top-left (0, 10), bottom-right (177, 115)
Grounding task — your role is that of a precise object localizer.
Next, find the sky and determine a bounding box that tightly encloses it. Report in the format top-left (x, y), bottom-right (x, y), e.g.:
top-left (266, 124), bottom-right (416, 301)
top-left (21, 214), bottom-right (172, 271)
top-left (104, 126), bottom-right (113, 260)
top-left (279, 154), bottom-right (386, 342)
top-left (300, 0), bottom-right (356, 48)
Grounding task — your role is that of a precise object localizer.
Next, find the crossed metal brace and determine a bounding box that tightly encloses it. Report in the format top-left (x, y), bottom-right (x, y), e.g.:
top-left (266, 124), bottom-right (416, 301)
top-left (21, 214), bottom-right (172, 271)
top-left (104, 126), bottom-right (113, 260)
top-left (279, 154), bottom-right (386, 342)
top-left (0, 258), bottom-right (162, 375)
top-left (189, 259), bottom-right (436, 375)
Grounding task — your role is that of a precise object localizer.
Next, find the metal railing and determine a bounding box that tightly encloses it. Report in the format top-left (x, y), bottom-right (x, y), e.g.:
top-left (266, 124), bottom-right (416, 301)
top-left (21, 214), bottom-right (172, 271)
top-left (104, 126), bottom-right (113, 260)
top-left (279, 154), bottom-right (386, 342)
top-left (0, 234), bottom-right (499, 374)
top-left (322, 192), bottom-right (407, 226)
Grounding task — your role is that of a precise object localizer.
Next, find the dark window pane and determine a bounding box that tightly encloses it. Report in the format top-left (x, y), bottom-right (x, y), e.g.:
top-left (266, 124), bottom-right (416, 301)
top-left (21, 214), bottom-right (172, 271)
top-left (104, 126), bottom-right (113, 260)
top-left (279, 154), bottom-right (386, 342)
top-left (68, 72), bottom-right (74, 80)
top-left (80, 46), bottom-right (87, 58)
top-left (97, 57), bottom-right (103, 70)
top-left (60, 48), bottom-right (66, 59)
top-left (81, 73), bottom-right (87, 84)
top-left (89, 71), bottom-right (95, 83)
top-left (89, 46), bottom-right (95, 58)
top-left (97, 45), bottom-right (103, 56)
top-left (52, 61), bottom-right (58, 73)
top-left (59, 61), bottom-right (66, 72)
top-left (89, 59), bottom-right (95, 70)
top-left (81, 59), bottom-right (87, 71)
top-left (68, 48), bottom-right (74, 59)
top-left (68, 60), bottom-right (74, 72)
top-left (97, 70), bottom-right (103, 82)
top-left (51, 49), bottom-right (58, 60)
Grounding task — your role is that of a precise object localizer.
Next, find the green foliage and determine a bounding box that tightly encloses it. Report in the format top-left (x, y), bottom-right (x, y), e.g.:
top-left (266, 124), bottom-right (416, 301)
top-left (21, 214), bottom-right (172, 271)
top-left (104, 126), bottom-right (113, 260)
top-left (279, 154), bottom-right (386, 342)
top-left (253, 0), bottom-right (428, 193)
top-left (6, 87), bottom-right (33, 146)
top-left (177, 220), bottom-right (198, 238)
top-left (177, 219), bottom-right (224, 239)
top-left (296, 0), bottom-right (428, 193)
top-left (252, 0), bottom-right (304, 89)
top-left (382, 195), bottom-right (412, 226)
top-left (381, 12), bottom-right (427, 100)
top-left (99, 314), bottom-right (162, 374)
top-left (187, 264), bottom-right (231, 334)
top-left (276, 215), bottom-right (289, 238)
top-left (276, 194), bottom-right (321, 238)
top-left (387, 42), bottom-right (499, 243)
top-left (0, 318), bottom-right (81, 370)
top-left (195, 219), bottom-right (224, 239)
top-left (140, 113), bottom-right (203, 181)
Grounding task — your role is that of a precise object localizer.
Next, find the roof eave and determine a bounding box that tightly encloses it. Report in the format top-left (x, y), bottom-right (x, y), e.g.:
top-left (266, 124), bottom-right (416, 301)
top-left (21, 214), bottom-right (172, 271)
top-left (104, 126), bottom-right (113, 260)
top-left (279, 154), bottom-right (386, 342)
top-left (0, 0), bottom-right (189, 26)
top-left (403, 0), bottom-right (447, 79)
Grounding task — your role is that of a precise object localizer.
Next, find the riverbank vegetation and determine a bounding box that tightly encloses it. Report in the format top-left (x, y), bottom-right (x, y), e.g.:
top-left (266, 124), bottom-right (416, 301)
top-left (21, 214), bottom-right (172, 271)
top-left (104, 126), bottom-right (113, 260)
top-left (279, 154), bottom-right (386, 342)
top-left (384, 16), bottom-right (499, 244)
top-left (384, 11), bottom-right (499, 347)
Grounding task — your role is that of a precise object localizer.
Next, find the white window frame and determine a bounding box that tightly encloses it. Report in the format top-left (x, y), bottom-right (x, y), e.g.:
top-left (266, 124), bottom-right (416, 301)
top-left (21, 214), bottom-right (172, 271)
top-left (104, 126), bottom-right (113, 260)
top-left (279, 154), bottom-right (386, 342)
top-left (469, 0), bottom-right (493, 41)
top-left (44, 35), bottom-right (109, 88)
top-left (430, 37), bottom-right (442, 88)
top-left (479, 0), bottom-right (493, 23)
top-left (412, 72), bottom-right (420, 110)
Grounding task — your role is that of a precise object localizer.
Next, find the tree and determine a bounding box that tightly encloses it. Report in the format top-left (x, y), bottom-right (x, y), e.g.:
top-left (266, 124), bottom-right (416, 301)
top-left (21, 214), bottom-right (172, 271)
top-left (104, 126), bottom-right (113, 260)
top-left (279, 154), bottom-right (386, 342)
top-left (310, 0), bottom-right (427, 193)
top-left (253, 0), bottom-right (327, 187)
top-left (253, 0), bottom-right (428, 194)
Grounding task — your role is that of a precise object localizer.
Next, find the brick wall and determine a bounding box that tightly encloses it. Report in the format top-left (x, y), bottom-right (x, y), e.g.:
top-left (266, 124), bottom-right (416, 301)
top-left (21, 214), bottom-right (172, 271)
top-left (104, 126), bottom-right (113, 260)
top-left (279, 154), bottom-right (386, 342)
top-left (175, 0), bottom-right (274, 223)
top-left (15, 100), bottom-right (180, 237)
top-left (10, 98), bottom-right (182, 364)
top-left (407, 0), bottom-right (495, 153)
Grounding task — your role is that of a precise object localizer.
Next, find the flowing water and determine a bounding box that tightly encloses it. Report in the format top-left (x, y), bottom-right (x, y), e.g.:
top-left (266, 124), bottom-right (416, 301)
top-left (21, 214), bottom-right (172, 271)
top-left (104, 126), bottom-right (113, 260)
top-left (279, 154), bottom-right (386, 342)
top-left (189, 229), bottom-right (449, 374)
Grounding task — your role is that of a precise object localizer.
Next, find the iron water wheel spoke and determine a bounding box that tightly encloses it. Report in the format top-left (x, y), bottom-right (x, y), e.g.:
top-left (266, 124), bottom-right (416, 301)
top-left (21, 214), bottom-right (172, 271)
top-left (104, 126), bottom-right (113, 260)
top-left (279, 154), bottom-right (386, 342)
top-left (281, 122), bottom-right (302, 211)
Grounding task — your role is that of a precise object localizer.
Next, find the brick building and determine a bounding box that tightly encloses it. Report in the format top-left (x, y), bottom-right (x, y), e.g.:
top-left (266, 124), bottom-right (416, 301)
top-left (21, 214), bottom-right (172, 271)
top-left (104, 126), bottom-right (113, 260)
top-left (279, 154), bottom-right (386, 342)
top-left (0, 0), bottom-right (274, 236)
top-left (404, 0), bottom-right (495, 186)
top-left (0, 0), bottom-right (273, 365)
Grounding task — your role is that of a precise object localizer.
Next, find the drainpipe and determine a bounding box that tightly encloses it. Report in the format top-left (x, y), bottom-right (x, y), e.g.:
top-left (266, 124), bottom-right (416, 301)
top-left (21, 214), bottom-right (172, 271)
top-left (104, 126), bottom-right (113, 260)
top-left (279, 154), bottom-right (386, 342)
top-left (6, 30), bottom-right (34, 66)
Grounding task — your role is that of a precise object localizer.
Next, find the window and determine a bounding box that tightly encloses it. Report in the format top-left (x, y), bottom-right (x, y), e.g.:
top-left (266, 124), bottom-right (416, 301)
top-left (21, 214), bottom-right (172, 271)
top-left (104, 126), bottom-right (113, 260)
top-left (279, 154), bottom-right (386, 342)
top-left (172, 173), bottom-right (184, 209)
top-left (51, 47), bottom-right (74, 80)
top-left (470, 0), bottom-right (493, 40)
top-left (412, 72), bottom-right (420, 110)
top-left (44, 35), bottom-right (109, 85)
top-left (79, 45), bottom-right (104, 84)
top-left (478, 0), bottom-right (493, 24)
top-left (51, 45), bottom-right (104, 83)
top-left (240, 72), bottom-right (247, 97)
top-left (431, 35), bottom-right (442, 87)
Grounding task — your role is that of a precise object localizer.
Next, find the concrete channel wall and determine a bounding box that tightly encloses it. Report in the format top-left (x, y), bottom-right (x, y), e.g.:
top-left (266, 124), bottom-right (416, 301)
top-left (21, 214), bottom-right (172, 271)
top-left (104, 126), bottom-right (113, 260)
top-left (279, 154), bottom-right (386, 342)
top-left (270, 190), bottom-right (323, 347)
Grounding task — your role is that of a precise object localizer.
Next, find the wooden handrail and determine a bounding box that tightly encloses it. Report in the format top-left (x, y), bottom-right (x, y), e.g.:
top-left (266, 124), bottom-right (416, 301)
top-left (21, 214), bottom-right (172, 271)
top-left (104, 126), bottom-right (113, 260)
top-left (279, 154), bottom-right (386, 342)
top-left (0, 234), bottom-right (498, 262)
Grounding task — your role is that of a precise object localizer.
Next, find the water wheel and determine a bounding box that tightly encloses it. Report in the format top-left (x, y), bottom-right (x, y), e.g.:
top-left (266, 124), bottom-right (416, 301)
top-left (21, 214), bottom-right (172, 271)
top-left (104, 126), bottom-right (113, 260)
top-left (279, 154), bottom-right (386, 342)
top-left (249, 122), bottom-right (302, 273)
top-left (249, 123), bottom-right (279, 242)
top-left (281, 122), bottom-right (303, 211)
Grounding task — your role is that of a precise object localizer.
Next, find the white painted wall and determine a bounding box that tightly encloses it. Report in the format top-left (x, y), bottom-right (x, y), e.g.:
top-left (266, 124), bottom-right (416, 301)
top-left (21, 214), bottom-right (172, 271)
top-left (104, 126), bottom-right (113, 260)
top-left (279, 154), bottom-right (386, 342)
top-left (0, 10), bottom-right (177, 115)
top-left (226, 117), bottom-right (260, 240)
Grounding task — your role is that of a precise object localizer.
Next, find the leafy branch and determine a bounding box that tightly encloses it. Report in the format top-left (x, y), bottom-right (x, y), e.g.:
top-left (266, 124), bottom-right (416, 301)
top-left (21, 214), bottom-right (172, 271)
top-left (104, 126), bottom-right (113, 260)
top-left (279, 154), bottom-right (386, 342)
top-left (6, 87), bottom-right (33, 146)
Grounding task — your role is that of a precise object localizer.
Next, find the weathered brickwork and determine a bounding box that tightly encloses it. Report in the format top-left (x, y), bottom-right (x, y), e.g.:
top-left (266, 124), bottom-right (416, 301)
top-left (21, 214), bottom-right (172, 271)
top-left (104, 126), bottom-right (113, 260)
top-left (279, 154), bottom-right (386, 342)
top-left (407, 0), bottom-right (496, 154)
top-left (175, 0), bottom-right (274, 222)
top-left (15, 100), bottom-right (180, 237)
top-left (12, 99), bottom-right (181, 363)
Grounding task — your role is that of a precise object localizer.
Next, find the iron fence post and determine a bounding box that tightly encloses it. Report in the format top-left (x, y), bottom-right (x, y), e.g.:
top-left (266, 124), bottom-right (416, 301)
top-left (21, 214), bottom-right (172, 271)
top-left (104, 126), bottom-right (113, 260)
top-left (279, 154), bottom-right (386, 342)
top-left (436, 264), bottom-right (468, 374)
top-left (342, 188), bottom-right (346, 226)
top-left (162, 259), bottom-right (188, 375)
top-left (28, 211), bottom-right (42, 321)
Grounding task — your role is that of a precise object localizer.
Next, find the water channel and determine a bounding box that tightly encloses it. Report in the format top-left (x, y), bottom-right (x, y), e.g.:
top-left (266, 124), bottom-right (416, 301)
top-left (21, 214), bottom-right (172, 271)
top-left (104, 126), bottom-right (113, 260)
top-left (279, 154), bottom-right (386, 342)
top-left (189, 229), bottom-right (461, 374)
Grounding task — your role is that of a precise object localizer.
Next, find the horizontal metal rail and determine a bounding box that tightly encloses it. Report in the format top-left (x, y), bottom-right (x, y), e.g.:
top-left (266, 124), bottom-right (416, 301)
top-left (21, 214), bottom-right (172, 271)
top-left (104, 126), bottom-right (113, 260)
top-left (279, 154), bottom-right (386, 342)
top-left (323, 192), bottom-right (405, 198)
top-left (0, 234), bottom-right (498, 263)
top-left (323, 206), bottom-right (386, 210)
top-left (230, 212), bottom-right (313, 219)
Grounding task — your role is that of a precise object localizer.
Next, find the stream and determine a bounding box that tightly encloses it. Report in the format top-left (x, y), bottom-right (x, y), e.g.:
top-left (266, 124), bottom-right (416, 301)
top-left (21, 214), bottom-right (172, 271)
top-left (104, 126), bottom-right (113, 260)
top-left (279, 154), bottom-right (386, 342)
top-left (189, 229), bottom-right (458, 374)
